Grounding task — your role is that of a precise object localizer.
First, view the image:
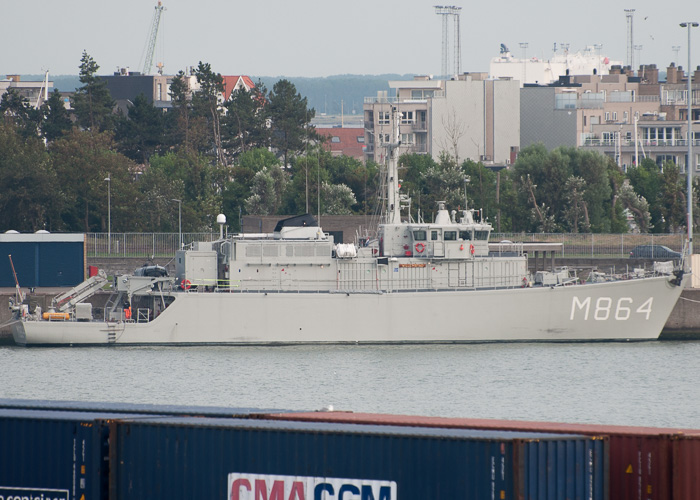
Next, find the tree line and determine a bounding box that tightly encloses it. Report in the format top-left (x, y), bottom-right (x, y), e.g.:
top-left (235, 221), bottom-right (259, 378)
top-left (0, 51), bottom-right (694, 236)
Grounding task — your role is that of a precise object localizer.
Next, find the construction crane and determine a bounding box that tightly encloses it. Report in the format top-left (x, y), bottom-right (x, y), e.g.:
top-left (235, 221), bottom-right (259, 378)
top-left (142, 1), bottom-right (165, 75)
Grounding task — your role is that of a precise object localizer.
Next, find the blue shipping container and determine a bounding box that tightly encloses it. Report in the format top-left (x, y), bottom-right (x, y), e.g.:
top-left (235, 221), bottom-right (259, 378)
top-left (0, 408), bottom-right (113, 500)
top-left (0, 234), bottom-right (85, 287)
top-left (111, 417), bottom-right (609, 500)
top-left (0, 397), bottom-right (288, 418)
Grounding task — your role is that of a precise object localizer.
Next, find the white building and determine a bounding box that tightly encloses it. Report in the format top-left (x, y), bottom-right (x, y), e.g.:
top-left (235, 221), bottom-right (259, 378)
top-left (490, 45), bottom-right (622, 87)
top-left (363, 74), bottom-right (520, 166)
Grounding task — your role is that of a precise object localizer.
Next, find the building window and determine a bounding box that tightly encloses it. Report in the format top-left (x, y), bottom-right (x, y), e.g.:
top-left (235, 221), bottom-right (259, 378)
top-left (623, 111), bottom-right (629, 123)
top-left (331, 136), bottom-right (340, 143)
top-left (605, 112), bottom-right (610, 121)
top-left (401, 111), bottom-right (414, 124)
top-left (357, 136), bottom-right (364, 143)
top-left (378, 111), bottom-right (390, 125)
top-left (411, 90), bottom-right (435, 99)
top-left (401, 133), bottom-right (414, 145)
top-left (612, 111), bottom-right (617, 121)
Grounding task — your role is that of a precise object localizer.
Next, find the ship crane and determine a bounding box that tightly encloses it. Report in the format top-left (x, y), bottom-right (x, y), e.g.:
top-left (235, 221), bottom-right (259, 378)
top-left (141, 1), bottom-right (165, 75)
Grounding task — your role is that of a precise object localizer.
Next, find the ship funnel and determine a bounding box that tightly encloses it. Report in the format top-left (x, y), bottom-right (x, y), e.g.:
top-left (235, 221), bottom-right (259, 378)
top-left (217, 213), bottom-right (226, 239)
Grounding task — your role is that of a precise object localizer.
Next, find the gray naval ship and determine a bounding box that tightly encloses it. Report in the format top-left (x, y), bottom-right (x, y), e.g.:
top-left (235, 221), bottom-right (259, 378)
top-left (9, 110), bottom-right (688, 346)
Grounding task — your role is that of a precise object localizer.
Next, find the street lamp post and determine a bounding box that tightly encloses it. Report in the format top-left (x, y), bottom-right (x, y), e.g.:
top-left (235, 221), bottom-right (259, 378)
top-left (172, 199), bottom-right (182, 249)
top-left (681, 21), bottom-right (698, 255)
top-left (104, 174), bottom-right (111, 254)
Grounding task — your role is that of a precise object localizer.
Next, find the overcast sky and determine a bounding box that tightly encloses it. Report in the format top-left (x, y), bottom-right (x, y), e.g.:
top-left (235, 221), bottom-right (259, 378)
top-left (4, 0), bottom-right (699, 78)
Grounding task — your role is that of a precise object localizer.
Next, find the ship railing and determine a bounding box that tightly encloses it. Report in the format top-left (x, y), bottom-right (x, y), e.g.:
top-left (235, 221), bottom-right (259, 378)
top-left (490, 233), bottom-right (686, 258)
top-left (85, 233), bottom-right (688, 260)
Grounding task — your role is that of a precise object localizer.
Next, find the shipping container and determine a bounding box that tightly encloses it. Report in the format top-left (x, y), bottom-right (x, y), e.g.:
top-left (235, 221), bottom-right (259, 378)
top-left (672, 433), bottom-right (700, 500)
top-left (110, 416), bottom-right (608, 500)
top-left (0, 233), bottom-right (85, 287)
top-left (0, 408), bottom-right (117, 500)
top-left (0, 397), bottom-right (287, 418)
top-left (260, 412), bottom-right (695, 500)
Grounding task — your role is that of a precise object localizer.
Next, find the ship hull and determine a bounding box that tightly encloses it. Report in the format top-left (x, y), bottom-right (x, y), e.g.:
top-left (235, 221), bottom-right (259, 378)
top-left (12, 276), bottom-right (684, 346)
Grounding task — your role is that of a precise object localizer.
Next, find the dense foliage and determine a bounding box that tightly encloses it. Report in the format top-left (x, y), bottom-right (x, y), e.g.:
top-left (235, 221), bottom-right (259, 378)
top-left (0, 54), bottom-right (695, 236)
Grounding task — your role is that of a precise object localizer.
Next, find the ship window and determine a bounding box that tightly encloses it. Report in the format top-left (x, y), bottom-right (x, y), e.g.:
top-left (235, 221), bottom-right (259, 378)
top-left (474, 230), bottom-right (490, 240)
top-left (413, 230), bottom-right (426, 241)
top-left (431, 231), bottom-right (439, 241)
top-left (444, 231), bottom-right (457, 240)
top-left (459, 230), bottom-right (472, 240)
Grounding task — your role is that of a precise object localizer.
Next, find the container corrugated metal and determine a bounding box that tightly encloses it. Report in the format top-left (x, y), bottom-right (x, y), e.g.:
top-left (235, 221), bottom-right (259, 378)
top-left (261, 412), bottom-right (696, 500)
top-left (0, 235), bottom-right (85, 287)
top-left (0, 397), bottom-right (288, 418)
top-left (672, 433), bottom-right (700, 500)
top-left (110, 416), bottom-right (607, 500)
top-left (0, 408), bottom-right (115, 500)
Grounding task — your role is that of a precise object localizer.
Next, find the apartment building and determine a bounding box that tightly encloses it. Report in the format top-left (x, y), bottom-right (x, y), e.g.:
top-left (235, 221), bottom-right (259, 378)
top-left (101, 67), bottom-right (173, 114)
top-left (0, 74), bottom-right (53, 107)
top-left (523, 64), bottom-right (700, 171)
top-left (363, 74), bottom-right (520, 166)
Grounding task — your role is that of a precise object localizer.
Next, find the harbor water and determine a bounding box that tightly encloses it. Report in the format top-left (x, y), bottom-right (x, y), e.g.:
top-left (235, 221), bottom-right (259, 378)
top-left (2, 340), bottom-right (699, 428)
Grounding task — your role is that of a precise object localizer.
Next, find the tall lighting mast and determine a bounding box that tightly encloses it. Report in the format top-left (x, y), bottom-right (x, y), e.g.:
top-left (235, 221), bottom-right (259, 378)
top-left (434, 6), bottom-right (462, 78)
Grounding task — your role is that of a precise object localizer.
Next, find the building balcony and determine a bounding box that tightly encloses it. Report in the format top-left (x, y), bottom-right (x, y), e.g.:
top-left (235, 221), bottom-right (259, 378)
top-left (580, 137), bottom-right (700, 149)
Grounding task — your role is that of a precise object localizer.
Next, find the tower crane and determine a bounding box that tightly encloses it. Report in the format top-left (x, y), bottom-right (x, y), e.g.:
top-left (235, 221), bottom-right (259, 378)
top-left (142, 1), bottom-right (165, 75)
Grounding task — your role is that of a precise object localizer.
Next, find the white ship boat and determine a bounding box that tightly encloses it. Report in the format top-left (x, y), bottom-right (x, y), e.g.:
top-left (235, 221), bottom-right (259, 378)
top-left (8, 109), bottom-right (688, 346)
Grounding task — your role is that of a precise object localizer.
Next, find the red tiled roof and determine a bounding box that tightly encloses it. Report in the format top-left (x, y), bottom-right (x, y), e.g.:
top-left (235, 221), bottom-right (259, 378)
top-left (316, 127), bottom-right (366, 161)
top-left (221, 75), bottom-right (255, 101)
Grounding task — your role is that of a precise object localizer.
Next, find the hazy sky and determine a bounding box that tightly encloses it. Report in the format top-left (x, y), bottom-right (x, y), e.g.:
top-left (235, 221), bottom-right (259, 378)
top-left (4, 0), bottom-right (699, 78)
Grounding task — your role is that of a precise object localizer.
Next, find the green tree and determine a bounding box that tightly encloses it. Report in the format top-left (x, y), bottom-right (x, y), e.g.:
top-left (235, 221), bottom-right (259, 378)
top-left (286, 147), bottom-right (330, 215)
top-left (192, 62), bottom-right (226, 166)
top-left (222, 83), bottom-right (270, 158)
top-left (618, 180), bottom-right (652, 233)
top-left (221, 148), bottom-right (281, 227)
top-left (568, 148), bottom-right (611, 232)
top-left (115, 93), bottom-right (165, 163)
top-left (0, 88), bottom-right (41, 138)
top-left (268, 79), bottom-right (316, 168)
top-left (658, 161), bottom-right (687, 233)
top-left (141, 151), bottom-right (222, 231)
top-left (562, 176), bottom-right (590, 233)
top-left (72, 51), bottom-right (115, 132)
top-left (627, 158), bottom-right (663, 232)
top-left (463, 160), bottom-right (499, 220)
top-left (50, 130), bottom-right (137, 232)
top-left (40, 89), bottom-right (73, 142)
top-left (321, 182), bottom-right (357, 215)
top-left (244, 166), bottom-right (289, 215)
top-left (0, 122), bottom-right (62, 231)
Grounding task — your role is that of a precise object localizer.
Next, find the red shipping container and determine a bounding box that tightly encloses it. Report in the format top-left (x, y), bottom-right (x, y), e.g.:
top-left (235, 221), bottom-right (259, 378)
top-left (260, 412), bottom-right (696, 500)
top-left (672, 433), bottom-right (700, 500)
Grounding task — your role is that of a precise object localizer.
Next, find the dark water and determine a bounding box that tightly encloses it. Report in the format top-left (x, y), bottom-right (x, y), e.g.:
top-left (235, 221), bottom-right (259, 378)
top-left (2, 341), bottom-right (699, 428)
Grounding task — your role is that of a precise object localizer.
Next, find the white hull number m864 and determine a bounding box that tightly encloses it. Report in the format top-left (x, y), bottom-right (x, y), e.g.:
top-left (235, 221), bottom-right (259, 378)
top-left (570, 296), bottom-right (653, 321)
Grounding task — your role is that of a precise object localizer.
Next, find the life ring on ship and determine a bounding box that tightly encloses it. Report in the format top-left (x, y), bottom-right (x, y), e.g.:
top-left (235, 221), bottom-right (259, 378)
top-left (415, 242), bottom-right (425, 253)
top-left (469, 244), bottom-right (475, 255)
top-left (181, 279), bottom-right (192, 290)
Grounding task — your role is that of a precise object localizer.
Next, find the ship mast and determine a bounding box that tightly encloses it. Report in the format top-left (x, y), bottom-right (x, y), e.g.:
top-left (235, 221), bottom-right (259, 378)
top-left (385, 105), bottom-right (402, 224)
